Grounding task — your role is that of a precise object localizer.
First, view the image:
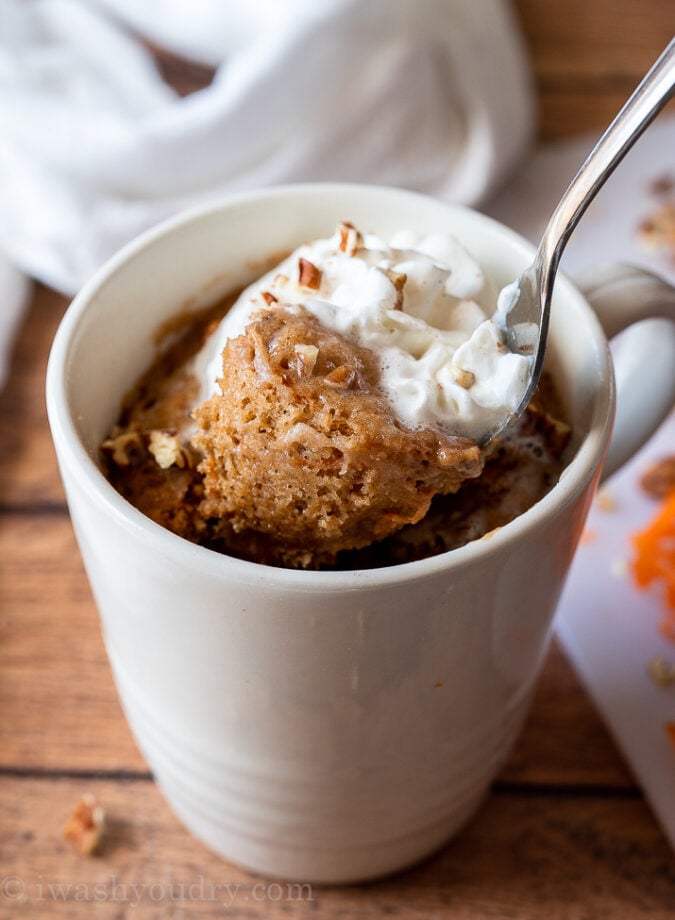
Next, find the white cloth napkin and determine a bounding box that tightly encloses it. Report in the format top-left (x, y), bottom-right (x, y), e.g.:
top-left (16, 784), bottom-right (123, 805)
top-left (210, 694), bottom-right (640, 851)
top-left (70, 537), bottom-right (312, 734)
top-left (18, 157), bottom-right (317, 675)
top-left (0, 0), bottom-right (533, 384)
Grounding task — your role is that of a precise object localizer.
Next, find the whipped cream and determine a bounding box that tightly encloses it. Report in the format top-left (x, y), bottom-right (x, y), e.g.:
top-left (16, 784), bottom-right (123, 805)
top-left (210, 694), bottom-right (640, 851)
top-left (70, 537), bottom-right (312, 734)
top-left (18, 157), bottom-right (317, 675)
top-left (193, 224), bottom-right (534, 441)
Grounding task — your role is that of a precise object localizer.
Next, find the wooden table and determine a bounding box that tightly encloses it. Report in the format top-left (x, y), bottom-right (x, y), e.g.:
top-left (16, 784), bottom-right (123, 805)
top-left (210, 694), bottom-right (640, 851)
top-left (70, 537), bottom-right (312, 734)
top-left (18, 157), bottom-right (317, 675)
top-left (2, 3), bottom-right (674, 917)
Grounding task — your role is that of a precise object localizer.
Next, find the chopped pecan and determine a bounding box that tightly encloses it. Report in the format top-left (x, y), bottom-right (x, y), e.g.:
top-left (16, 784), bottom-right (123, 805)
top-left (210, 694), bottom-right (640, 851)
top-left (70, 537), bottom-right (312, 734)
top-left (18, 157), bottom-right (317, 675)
top-left (261, 290), bottom-right (278, 306)
top-left (63, 794), bottom-right (106, 856)
top-left (648, 174), bottom-right (675, 197)
top-left (383, 270), bottom-right (407, 310)
top-left (648, 656), bottom-right (675, 687)
top-left (294, 343), bottom-right (319, 377)
top-left (640, 455), bottom-right (675, 499)
top-left (324, 364), bottom-right (361, 389)
top-left (338, 221), bottom-right (363, 256)
top-left (100, 430), bottom-right (144, 467)
top-left (637, 202), bottom-right (675, 254)
top-left (148, 430), bottom-right (191, 469)
top-left (452, 368), bottom-right (475, 389)
top-left (595, 488), bottom-right (617, 512)
top-left (298, 258), bottom-right (322, 290)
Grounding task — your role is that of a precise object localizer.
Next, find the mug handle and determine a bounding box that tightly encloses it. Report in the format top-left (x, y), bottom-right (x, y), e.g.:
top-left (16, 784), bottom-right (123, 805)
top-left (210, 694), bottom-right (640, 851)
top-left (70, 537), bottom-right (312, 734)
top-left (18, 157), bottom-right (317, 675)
top-left (576, 262), bottom-right (675, 481)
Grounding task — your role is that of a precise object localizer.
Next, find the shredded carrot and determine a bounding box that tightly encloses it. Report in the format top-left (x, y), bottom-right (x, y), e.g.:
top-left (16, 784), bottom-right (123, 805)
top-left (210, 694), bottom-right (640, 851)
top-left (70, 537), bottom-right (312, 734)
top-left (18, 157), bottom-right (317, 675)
top-left (631, 490), bottom-right (675, 642)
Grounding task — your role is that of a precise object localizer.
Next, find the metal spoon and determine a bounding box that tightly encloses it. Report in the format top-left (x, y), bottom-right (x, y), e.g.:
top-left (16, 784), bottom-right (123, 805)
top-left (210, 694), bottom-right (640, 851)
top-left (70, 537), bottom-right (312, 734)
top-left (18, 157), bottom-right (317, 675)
top-left (485, 37), bottom-right (675, 446)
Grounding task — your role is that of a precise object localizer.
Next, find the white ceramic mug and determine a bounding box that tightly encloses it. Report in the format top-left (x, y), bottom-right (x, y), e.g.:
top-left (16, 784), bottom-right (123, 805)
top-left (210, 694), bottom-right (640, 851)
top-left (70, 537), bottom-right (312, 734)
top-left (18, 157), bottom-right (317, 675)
top-left (46, 185), bottom-right (675, 883)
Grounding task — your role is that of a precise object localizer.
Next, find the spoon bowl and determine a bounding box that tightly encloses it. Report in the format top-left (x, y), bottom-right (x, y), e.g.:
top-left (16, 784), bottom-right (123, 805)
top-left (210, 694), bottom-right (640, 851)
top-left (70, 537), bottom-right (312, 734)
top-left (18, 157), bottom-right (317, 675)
top-left (483, 37), bottom-right (675, 447)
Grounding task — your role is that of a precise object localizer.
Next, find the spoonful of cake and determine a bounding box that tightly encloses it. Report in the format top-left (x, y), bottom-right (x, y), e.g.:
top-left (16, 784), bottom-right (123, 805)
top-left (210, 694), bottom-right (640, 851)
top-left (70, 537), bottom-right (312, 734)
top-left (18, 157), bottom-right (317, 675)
top-left (483, 37), bottom-right (675, 446)
top-left (179, 42), bottom-right (674, 568)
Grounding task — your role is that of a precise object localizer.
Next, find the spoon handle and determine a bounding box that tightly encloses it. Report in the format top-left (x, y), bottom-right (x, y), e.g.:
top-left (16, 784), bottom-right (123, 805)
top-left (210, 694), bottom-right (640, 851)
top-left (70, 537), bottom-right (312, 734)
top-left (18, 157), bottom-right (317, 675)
top-left (537, 38), bottom-right (675, 289)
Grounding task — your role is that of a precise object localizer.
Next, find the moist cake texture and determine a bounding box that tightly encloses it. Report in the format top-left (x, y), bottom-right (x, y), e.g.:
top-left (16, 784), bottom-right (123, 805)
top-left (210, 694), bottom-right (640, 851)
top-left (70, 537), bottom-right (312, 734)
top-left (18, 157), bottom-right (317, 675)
top-left (102, 277), bottom-right (571, 570)
top-left (192, 307), bottom-right (482, 567)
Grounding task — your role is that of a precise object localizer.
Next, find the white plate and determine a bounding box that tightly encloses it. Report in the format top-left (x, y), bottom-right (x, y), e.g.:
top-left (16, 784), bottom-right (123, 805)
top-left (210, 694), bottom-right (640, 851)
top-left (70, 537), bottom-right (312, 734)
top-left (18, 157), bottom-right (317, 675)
top-left (556, 413), bottom-right (675, 850)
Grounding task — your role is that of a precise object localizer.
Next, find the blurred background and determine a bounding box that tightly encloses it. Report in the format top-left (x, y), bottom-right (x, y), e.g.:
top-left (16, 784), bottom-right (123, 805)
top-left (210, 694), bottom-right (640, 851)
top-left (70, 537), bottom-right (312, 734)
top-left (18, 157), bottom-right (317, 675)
top-left (0, 0), bottom-right (673, 371)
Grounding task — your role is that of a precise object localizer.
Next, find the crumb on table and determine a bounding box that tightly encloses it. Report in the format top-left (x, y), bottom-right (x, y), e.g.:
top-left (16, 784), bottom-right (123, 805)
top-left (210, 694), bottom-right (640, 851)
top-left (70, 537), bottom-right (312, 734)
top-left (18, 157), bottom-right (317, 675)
top-left (62, 794), bottom-right (106, 856)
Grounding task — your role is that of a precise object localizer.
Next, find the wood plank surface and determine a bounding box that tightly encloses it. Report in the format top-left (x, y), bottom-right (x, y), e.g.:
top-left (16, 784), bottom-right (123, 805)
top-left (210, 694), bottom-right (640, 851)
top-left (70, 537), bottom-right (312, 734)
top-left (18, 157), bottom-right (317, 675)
top-left (514, 0), bottom-right (674, 77)
top-left (1, 778), bottom-right (673, 920)
top-left (512, 0), bottom-right (675, 138)
top-left (0, 286), bottom-right (66, 509)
